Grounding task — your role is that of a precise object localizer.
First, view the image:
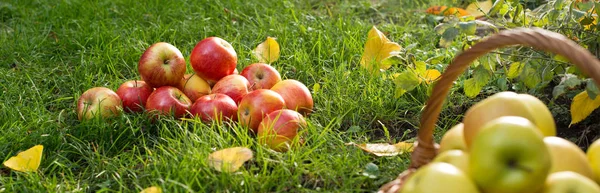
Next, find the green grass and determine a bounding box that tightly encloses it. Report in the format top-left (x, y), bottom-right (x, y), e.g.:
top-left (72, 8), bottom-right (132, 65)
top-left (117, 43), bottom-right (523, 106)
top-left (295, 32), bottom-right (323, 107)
top-left (0, 0), bottom-right (462, 192)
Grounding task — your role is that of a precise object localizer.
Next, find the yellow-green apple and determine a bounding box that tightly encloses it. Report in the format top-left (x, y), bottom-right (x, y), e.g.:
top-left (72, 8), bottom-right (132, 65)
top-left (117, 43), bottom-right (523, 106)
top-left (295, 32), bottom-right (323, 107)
top-left (544, 136), bottom-right (595, 179)
top-left (587, 138), bottom-right (600, 183)
top-left (540, 171), bottom-right (600, 193)
top-left (178, 74), bottom-right (211, 102)
top-left (401, 162), bottom-right (479, 193)
top-left (240, 63), bottom-right (282, 90)
top-left (463, 91), bottom-right (556, 148)
top-left (431, 149), bottom-right (470, 174)
top-left (145, 86), bottom-right (191, 118)
top-left (270, 79), bottom-right (313, 116)
top-left (116, 80), bottom-right (153, 113)
top-left (257, 109), bottom-right (307, 152)
top-left (439, 123), bottom-right (467, 153)
top-left (238, 89), bottom-right (285, 132)
top-left (77, 87), bottom-right (122, 120)
top-left (469, 116), bottom-right (551, 193)
top-left (138, 42), bottom-right (186, 88)
top-left (211, 74), bottom-right (250, 105)
top-left (190, 37), bottom-right (237, 83)
top-left (189, 93), bottom-right (238, 123)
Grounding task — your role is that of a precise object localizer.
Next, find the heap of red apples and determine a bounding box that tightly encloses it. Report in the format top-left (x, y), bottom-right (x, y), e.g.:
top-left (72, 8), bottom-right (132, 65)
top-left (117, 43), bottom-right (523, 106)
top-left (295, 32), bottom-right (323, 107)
top-left (76, 37), bottom-right (314, 152)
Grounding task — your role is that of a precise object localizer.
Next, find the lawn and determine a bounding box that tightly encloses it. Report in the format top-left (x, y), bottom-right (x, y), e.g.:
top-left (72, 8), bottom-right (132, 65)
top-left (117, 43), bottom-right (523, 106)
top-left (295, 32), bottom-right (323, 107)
top-left (1, 0), bottom-right (598, 192)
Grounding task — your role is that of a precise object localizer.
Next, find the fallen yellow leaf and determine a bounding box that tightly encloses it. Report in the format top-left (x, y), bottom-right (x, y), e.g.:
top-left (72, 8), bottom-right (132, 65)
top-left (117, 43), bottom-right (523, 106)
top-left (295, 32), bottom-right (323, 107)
top-left (252, 37), bottom-right (280, 64)
top-left (208, 147), bottom-right (253, 173)
top-left (3, 145), bottom-right (43, 172)
top-left (359, 26), bottom-right (402, 72)
top-left (140, 186), bottom-right (162, 193)
top-left (570, 90), bottom-right (600, 125)
top-left (426, 6), bottom-right (470, 17)
top-left (466, 0), bottom-right (493, 18)
top-left (421, 69), bottom-right (441, 84)
top-left (349, 141), bottom-right (415, 156)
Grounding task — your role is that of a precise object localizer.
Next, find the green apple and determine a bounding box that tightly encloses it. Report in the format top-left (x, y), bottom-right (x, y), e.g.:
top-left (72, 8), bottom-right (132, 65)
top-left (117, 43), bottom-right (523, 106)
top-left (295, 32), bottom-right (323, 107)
top-left (540, 171), bottom-right (600, 193)
top-left (439, 123), bottom-right (467, 153)
top-left (401, 162), bottom-right (479, 193)
top-left (588, 139), bottom-right (600, 183)
top-left (432, 149), bottom-right (470, 174)
top-left (469, 116), bottom-right (551, 193)
top-left (544, 136), bottom-right (595, 180)
top-left (463, 92), bottom-right (556, 149)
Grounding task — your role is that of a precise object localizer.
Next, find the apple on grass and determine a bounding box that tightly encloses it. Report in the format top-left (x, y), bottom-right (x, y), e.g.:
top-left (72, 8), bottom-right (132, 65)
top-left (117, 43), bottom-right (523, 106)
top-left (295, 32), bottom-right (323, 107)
top-left (189, 93), bottom-right (238, 123)
top-left (190, 37), bottom-right (237, 83)
top-left (469, 116), bottom-right (551, 193)
top-left (211, 74), bottom-right (250, 105)
top-left (238, 89), bottom-right (285, 132)
top-left (257, 109), bottom-right (307, 152)
top-left (77, 87), bottom-right (122, 120)
top-left (116, 80), bottom-right (153, 113)
top-left (138, 42), bottom-right (187, 88)
top-left (540, 171), bottom-right (600, 193)
top-left (270, 79), bottom-right (314, 116)
top-left (145, 86), bottom-right (192, 118)
top-left (544, 136), bottom-right (595, 179)
top-left (178, 74), bottom-right (211, 102)
top-left (241, 63), bottom-right (281, 90)
top-left (400, 162), bottom-right (479, 193)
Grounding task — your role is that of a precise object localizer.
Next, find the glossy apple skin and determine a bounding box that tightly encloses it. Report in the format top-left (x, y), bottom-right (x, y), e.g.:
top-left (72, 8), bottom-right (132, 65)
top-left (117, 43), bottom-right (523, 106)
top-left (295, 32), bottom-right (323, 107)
top-left (77, 87), bottom-right (122, 120)
top-left (257, 109), bottom-right (306, 152)
top-left (439, 123), bottom-right (467, 153)
top-left (190, 37), bottom-right (237, 83)
top-left (401, 162), bottom-right (479, 193)
top-left (241, 63), bottom-right (282, 90)
top-left (469, 116), bottom-right (550, 193)
top-left (116, 80), bottom-right (153, 113)
top-left (145, 86), bottom-right (192, 118)
top-left (189, 93), bottom-right (238, 123)
top-left (138, 42), bottom-right (187, 88)
top-left (271, 79), bottom-right (314, 115)
top-left (178, 74), bottom-right (211, 102)
top-left (211, 74), bottom-right (250, 105)
top-left (588, 139), bottom-right (600, 183)
top-left (541, 171), bottom-right (600, 193)
top-left (544, 136), bottom-right (595, 179)
top-left (238, 89), bottom-right (285, 132)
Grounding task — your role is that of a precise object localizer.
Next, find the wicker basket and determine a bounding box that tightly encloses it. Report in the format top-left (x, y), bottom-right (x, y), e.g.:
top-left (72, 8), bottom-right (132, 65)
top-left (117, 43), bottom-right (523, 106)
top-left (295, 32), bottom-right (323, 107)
top-left (378, 28), bottom-right (600, 193)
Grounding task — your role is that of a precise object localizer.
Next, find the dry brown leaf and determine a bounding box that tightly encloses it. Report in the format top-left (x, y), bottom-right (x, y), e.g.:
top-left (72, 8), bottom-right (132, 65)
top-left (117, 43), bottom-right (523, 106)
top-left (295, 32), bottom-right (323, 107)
top-left (208, 147), bottom-right (253, 172)
top-left (359, 26), bottom-right (402, 72)
top-left (252, 37), bottom-right (280, 64)
top-left (349, 141), bottom-right (415, 156)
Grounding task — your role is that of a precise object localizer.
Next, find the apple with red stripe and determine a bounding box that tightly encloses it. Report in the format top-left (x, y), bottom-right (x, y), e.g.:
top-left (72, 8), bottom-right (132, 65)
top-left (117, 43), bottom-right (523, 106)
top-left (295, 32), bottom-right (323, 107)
top-left (116, 80), bottom-right (153, 113)
top-left (190, 37), bottom-right (237, 84)
top-left (77, 87), bottom-right (122, 120)
top-left (138, 42), bottom-right (186, 88)
top-left (145, 86), bottom-right (192, 118)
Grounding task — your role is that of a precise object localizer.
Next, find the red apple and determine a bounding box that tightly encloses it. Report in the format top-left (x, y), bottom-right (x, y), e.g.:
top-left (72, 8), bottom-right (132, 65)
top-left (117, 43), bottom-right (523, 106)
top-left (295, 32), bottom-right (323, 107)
top-left (238, 89), bottom-right (285, 132)
top-left (145, 86), bottom-right (192, 118)
top-left (241, 63), bottom-right (282, 90)
top-left (257, 109), bottom-right (307, 152)
top-left (138, 42), bottom-right (186, 88)
top-left (270, 79), bottom-right (314, 115)
top-left (178, 74), bottom-right (211, 102)
top-left (211, 74), bottom-right (250, 105)
top-left (190, 37), bottom-right (237, 83)
top-left (77, 87), bottom-right (122, 120)
top-left (116, 80), bottom-right (153, 113)
top-left (189, 93), bottom-right (238, 123)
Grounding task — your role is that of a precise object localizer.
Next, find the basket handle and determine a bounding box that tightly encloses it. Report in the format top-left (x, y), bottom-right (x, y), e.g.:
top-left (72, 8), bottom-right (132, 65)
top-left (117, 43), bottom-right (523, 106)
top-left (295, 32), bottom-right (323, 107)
top-left (410, 27), bottom-right (600, 169)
